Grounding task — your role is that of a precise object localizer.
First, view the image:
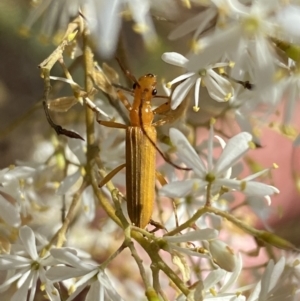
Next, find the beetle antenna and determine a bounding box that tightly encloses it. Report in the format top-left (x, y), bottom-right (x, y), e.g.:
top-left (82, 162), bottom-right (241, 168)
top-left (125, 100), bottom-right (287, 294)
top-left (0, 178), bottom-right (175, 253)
top-left (115, 57), bottom-right (140, 87)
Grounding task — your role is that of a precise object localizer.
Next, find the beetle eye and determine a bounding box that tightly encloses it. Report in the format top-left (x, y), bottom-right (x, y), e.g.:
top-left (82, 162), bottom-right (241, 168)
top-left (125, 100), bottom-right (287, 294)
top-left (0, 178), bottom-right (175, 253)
top-left (152, 89), bottom-right (157, 96)
top-left (133, 82), bottom-right (137, 89)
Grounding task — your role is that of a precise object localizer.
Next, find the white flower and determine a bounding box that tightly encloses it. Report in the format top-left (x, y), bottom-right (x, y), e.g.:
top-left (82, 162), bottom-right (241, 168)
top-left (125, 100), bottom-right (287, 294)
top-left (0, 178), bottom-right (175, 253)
top-left (177, 252), bottom-right (245, 301)
top-left (0, 165), bottom-right (39, 226)
top-left (46, 248), bottom-right (123, 301)
top-left (23, 0), bottom-right (157, 58)
top-left (247, 257), bottom-right (286, 301)
top-left (187, 0), bottom-right (281, 92)
top-left (163, 229), bottom-right (219, 284)
top-left (0, 226), bottom-right (60, 301)
top-left (54, 138), bottom-right (95, 223)
top-left (274, 59), bottom-right (300, 125)
top-left (275, 4), bottom-right (300, 43)
top-left (227, 85), bottom-right (261, 145)
top-left (22, 0), bottom-right (81, 38)
top-left (168, 4), bottom-right (218, 41)
top-left (278, 257), bottom-right (300, 298)
top-left (55, 139), bottom-right (85, 198)
top-left (161, 163), bottom-right (227, 231)
top-left (162, 52), bottom-right (233, 111)
top-left (160, 127), bottom-right (279, 203)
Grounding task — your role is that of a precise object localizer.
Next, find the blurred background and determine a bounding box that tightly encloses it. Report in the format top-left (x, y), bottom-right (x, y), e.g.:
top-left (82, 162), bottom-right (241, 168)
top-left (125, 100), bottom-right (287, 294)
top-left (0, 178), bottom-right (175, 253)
top-left (1, 0), bottom-right (300, 248)
top-left (0, 0), bottom-right (193, 166)
top-left (0, 0), bottom-right (47, 166)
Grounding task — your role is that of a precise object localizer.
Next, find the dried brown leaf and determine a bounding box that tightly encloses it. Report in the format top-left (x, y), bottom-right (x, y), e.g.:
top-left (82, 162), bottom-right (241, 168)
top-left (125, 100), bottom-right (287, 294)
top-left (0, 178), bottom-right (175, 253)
top-left (47, 96), bottom-right (78, 112)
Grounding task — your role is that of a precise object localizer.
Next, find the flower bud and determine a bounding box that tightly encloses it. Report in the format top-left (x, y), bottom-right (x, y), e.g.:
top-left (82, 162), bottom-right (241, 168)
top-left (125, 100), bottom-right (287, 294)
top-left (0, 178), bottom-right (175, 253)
top-left (207, 240), bottom-right (237, 272)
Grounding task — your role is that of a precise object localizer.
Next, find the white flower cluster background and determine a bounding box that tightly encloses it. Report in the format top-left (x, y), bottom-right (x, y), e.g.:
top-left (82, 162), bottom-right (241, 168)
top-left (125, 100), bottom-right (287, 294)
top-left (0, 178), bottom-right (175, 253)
top-left (1, 0), bottom-right (300, 300)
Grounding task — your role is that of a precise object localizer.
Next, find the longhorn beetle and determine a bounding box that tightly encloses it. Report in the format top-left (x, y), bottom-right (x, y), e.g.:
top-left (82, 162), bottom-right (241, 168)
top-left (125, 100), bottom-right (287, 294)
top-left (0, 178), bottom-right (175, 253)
top-left (90, 63), bottom-right (190, 228)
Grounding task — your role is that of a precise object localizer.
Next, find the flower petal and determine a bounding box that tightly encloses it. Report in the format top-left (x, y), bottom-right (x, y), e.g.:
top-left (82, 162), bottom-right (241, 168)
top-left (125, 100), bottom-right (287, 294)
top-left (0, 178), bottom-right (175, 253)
top-left (0, 257), bottom-right (30, 270)
top-left (267, 257), bottom-right (286, 292)
top-left (169, 128), bottom-right (207, 177)
top-left (0, 194), bottom-right (21, 227)
top-left (28, 271), bottom-right (39, 301)
top-left (276, 5), bottom-right (300, 41)
top-left (12, 270), bottom-right (34, 301)
top-left (203, 269), bottom-right (226, 289)
top-left (0, 270), bottom-right (25, 292)
top-left (216, 179), bottom-right (279, 196)
top-left (171, 76), bottom-right (196, 109)
top-left (160, 179), bottom-right (205, 198)
top-left (56, 169), bottom-right (82, 196)
top-left (19, 226), bottom-right (38, 260)
top-left (4, 166), bottom-right (35, 180)
top-left (220, 252), bottom-right (243, 293)
top-left (186, 25), bottom-right (240, 71)
top-left (168, 9), bottom-right (211, 40)
top-left (82, 185), bottom-right (96, 221)
top-left (161, 52), bottom-right (188, 67)
top-left (259, 259), bottom-right (275, 300)
top-left (50, 248), bottom-right (91, 270)
top-left (97, 271), bottom-right (123, 301)
top-left (85, 280), bottom-right (102, 301)
top-left (46, 266), bottom-right (86, 282)
top-left (213, 132), bottom-right (252, 175)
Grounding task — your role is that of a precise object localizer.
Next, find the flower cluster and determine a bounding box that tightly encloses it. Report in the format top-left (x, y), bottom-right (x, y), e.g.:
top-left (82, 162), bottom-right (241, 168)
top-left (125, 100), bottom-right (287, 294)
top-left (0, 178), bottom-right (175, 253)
top-left (2, 0), bottom-right (300, 300)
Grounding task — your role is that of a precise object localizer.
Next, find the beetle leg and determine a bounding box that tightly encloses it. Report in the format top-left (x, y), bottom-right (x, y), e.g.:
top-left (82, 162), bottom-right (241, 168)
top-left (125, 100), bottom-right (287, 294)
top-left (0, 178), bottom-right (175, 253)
top-left (152, 99), bottom-right (171, 115)
top-left (98, 163), bottom-right (126, 187)
top-left (96, 116), bottom-right (127, 129)
top-left (117, 90), bottom-right (132, 112)
top-left (153, 98), bottom-right (188, 127)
